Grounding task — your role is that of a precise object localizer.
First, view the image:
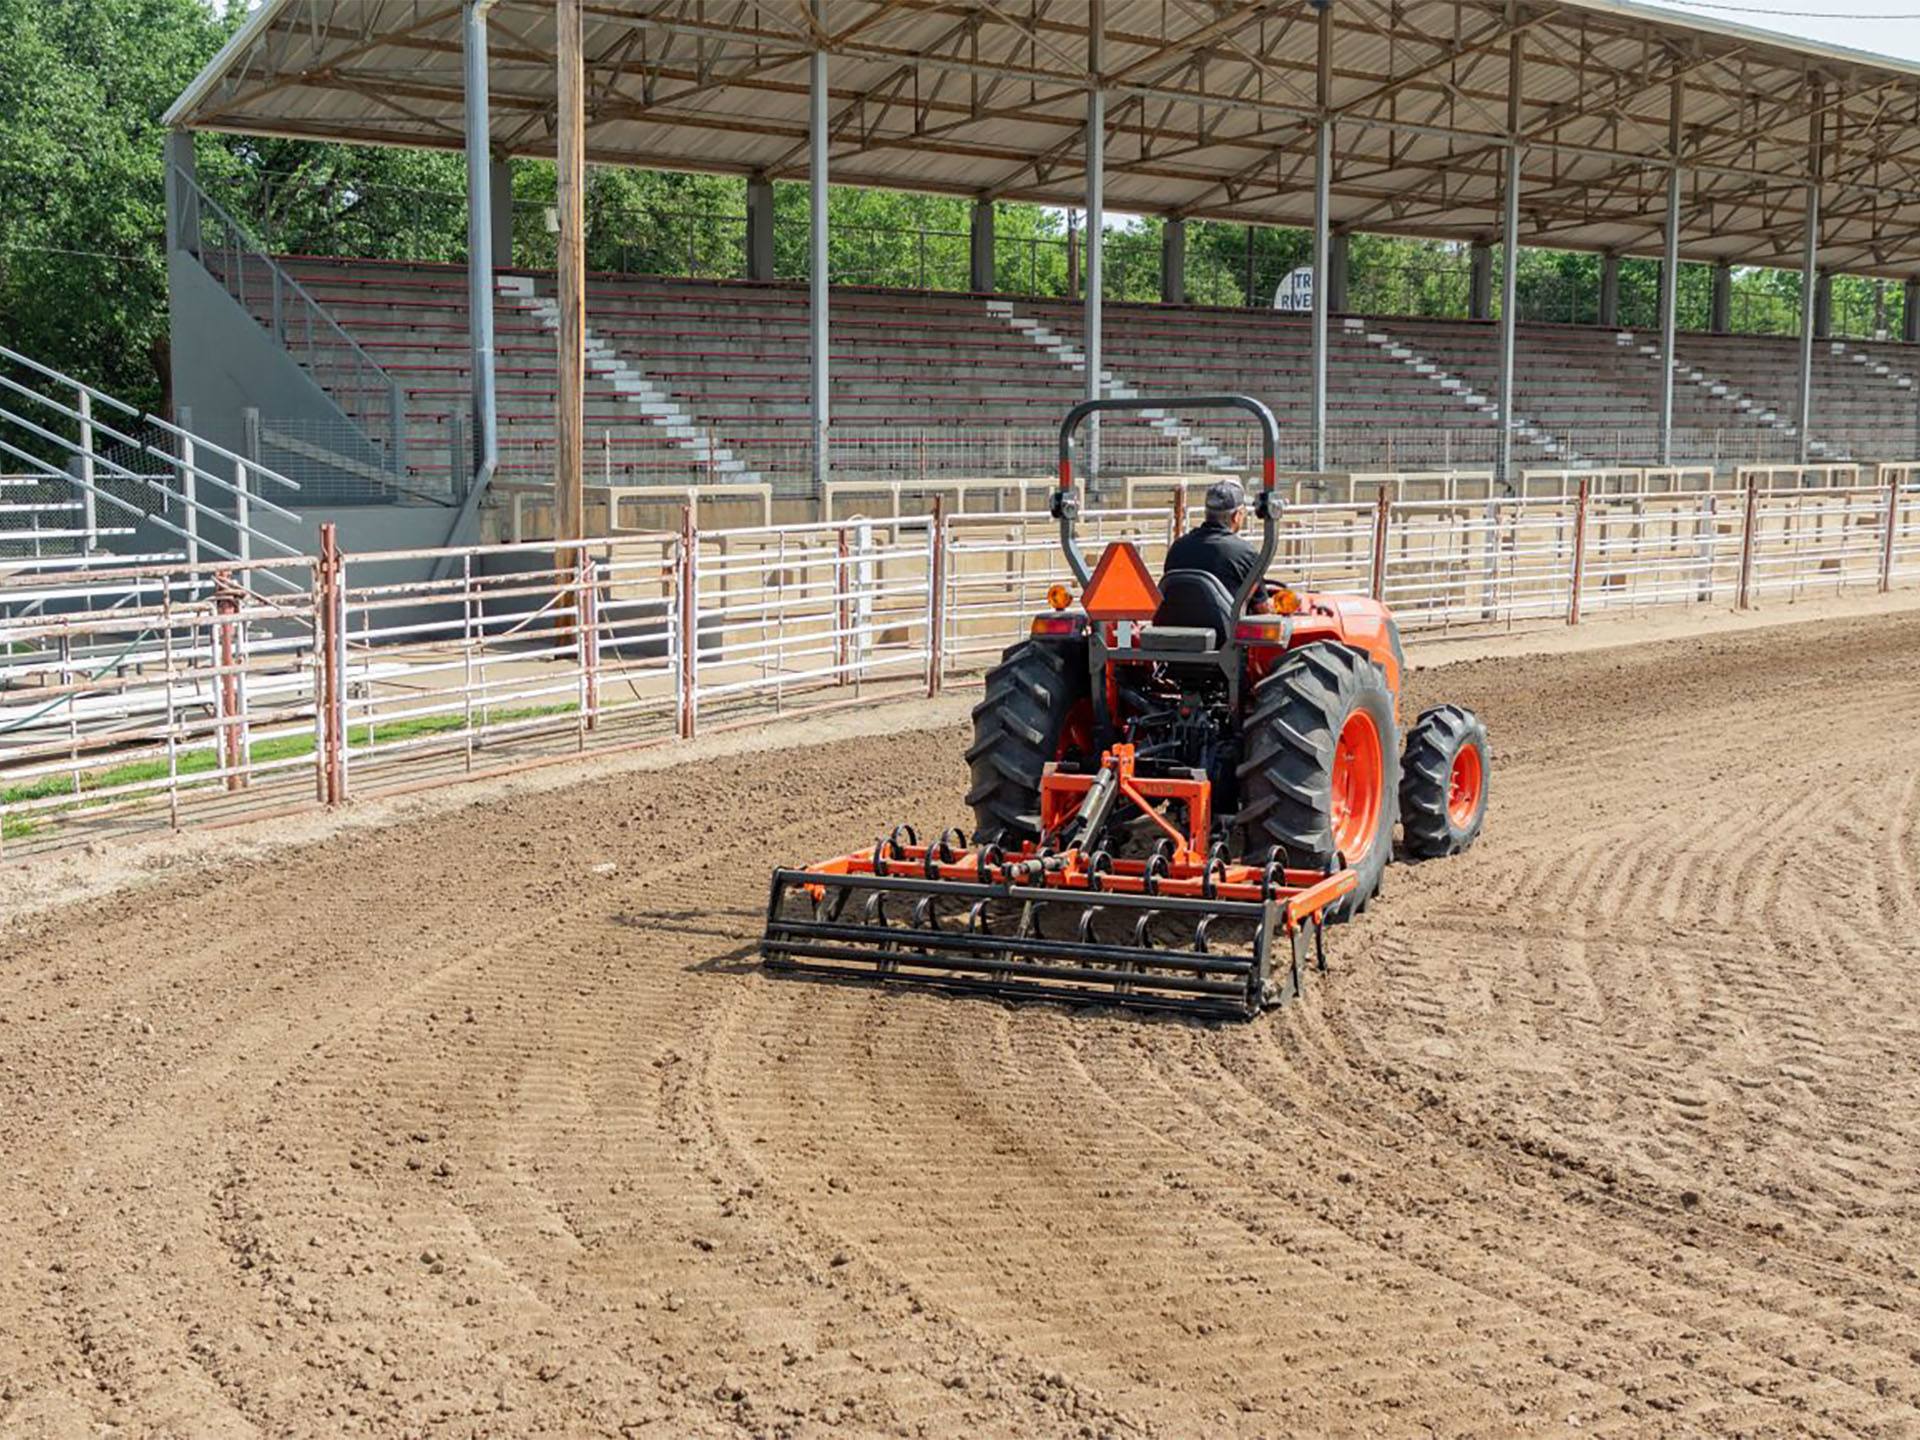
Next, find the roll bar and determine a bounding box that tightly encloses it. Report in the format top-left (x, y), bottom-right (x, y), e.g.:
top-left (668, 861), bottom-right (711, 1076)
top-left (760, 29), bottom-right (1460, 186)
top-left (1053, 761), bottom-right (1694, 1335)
top-left (1054, 395), bottom-right (1281, 618)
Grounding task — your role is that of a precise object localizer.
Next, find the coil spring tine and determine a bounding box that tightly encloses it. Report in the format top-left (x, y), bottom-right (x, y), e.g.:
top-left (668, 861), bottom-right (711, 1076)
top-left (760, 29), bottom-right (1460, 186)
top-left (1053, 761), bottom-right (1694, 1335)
top-left (1202, 855), bottom-right (1227, 900)
top-left (871, 837), bottom-right (889, 877)
top-left (1086, 850), bottom-right (1112, 892)
top-left (979, 842), bottom-right (1006, 883)
top-left (912, 894), bottom-right (938, 929)
top-left (1018, 901), bottom-right (1042, 939)
top-left (1132, 910), bottom-right (1159, 951)
top-left (966, 900), bottom-right (990, 933)
top-left (1192, 912), bottom-right (1216, 954)
top-left (888, 824), bottom-right (920, 856)
top-left (1143, 852), bottom-right (1168, 896)
top-left (936, 827), bottom-right (968, 863)
top-left (823, 885), bottom-right (850, 922)
top-left (1261, 856), bottom-right (1285, 899)
top-left (1075, 905), bottom-right (1104, 967)
top-left (863, 889), bottom-right (888, 927)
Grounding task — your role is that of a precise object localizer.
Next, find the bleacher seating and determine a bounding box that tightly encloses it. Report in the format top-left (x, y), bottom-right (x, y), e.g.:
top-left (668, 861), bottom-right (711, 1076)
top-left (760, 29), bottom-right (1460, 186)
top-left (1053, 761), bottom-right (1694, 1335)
top-left (257, 256), bottom-right (1920, 492)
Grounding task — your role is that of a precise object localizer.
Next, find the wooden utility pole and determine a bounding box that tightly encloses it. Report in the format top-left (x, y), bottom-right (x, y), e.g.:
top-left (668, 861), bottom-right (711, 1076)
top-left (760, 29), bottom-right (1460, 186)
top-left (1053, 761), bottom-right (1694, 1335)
top-left (555, 0), bottom-right (586, 551)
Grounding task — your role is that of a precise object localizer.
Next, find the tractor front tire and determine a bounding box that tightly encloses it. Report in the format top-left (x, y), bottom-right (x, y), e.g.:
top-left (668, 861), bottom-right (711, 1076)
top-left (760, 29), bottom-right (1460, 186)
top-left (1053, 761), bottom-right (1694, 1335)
top-left (1399, 704), bottom-right (1489, 858)
top-left (1237, 642), bottom-right (1398, 921)
top-left (964, 637), bottom-right (1092, 846)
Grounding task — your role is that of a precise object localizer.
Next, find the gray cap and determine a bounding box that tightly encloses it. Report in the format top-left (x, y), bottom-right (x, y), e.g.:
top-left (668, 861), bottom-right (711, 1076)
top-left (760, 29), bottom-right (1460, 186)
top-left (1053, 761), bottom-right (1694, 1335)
top-left (1204, 478), bottom-right (1246, 518)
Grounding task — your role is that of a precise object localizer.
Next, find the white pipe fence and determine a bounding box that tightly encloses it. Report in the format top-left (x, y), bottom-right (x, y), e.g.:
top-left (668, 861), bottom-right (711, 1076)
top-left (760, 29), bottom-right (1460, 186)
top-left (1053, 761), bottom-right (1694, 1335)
top-left (5, 472), bottom-right (1920, 850)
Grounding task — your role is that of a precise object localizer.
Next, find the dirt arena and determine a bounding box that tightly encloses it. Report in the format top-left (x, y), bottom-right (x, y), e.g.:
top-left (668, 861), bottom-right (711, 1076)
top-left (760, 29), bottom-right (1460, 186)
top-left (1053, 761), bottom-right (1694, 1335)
top-left (2, 608), bottom-right (1919, 1438)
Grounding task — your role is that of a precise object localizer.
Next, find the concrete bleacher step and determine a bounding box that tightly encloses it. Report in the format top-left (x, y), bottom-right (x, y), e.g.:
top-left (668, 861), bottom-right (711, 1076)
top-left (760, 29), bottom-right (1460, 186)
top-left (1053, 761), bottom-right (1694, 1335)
top-left (983, 297), bottom-right (1243, 472)
top-left (497, 274), bottom-right (758, 481)
top-left (1354, 319), bottom-right (1569, 460)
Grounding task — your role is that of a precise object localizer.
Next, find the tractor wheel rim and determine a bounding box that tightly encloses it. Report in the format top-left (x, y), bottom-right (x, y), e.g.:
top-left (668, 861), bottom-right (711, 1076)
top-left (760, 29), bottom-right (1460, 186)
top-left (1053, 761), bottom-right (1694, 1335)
top-left (1330, 709), bottom-right (1384, 863)
top-left (1447, 742), bottom-right (1484, 828)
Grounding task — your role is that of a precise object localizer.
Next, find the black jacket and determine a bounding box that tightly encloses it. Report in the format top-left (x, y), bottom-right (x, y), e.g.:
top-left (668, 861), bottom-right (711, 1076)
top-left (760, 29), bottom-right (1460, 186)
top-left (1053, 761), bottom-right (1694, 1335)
top-left (1163, 519), bottom-right (1261, 596)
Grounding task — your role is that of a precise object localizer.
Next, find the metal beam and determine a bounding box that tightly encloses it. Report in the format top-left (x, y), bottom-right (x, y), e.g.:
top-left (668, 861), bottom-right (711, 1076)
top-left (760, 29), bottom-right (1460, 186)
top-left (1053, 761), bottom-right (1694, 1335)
top-left (1162, 218), bottom-right (1187, 304)
top-left (1659, 77), bottom-right (1683, 467)
top-left (1085, 0), bottom-right (1105, 486)
top-left (463, 0), bottom-right (499, 511)
top-left (1798, 83), bottom-right (1823, 464)
top-left (555, 0), bottom-right (584, 544)
top-left (1496, 31), bottom-right (1522, 486)
top-left (1310, 0), bottom-right (1332, 474)
top-left (810, 6), bottom-right (830, 495)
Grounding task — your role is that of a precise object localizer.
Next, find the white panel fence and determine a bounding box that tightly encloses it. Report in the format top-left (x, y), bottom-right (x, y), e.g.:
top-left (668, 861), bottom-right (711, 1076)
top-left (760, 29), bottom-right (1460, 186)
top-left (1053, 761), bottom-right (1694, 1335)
top-left (4, 467), bottom-right (1919, 850)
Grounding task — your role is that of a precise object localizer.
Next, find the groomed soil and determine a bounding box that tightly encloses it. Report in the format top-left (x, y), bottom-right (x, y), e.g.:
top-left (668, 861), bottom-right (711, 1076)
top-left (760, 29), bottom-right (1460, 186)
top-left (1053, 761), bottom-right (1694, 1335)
top-left (3, 610), bottom-right (1919, 1438)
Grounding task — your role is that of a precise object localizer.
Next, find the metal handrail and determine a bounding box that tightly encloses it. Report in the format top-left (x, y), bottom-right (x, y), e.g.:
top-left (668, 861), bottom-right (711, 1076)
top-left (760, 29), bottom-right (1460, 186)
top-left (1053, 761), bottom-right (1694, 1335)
top-left (170, 165), bottom-right (407, 478)
top-left (0, 343), bottom-right (298, 493)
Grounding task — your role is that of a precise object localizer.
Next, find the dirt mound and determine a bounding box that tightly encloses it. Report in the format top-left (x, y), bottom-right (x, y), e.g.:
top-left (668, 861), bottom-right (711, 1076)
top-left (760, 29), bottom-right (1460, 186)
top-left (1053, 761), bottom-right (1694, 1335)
top-left (2, 613), bottom-right (1918, 1436)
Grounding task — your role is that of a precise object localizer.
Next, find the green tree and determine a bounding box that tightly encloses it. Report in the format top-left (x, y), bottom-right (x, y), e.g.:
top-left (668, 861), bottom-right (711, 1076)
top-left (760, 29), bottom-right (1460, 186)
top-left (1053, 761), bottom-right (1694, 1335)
top-left (0, 0), bottom-right (233, 413)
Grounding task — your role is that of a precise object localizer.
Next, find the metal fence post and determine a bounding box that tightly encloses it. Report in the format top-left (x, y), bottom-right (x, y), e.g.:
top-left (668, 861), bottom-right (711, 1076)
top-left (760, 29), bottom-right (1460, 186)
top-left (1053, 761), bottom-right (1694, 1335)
top-left (927, 499), bottom-right (946, 698)
top-left (836, 524), bottom-right (852, 686)
top-left (317, 523), bottom-right (345, 805)
top-left (1880, 476), bottom-right (1900, 593)
top-left (1567, 476), bottom-right (1591, 625)
top-left (677, 505), bottom-right (698, 739)
top-left (1368, 490), bottom-right (1391, 600)
top-left (76, 387), bottom-right (98, 547)
top-left (1737, 475), bottom-right (1761, 609)
top-left (580, 550), bottom-right (601, 733)
top-left (213, 571), bottom-right (247, 791)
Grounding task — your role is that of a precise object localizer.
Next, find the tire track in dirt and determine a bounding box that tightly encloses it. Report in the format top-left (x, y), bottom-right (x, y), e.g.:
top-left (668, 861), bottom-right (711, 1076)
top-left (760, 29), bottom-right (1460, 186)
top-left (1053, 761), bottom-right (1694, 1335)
top-left (2, 611), bottom-right (1918, 1436)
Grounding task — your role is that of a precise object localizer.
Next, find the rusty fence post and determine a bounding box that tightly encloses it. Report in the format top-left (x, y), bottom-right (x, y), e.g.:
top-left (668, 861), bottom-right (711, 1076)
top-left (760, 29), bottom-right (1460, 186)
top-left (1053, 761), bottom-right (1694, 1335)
top-left (1368, 489), bottom-right (1391, 601)
top-left (927, 498), bottom-right (946, 698)
top-left (212, 570), bottom-right (247, 792)
top-left (835, 523), bottom-right (852, 687)
top-left (1567, 475), bottom-right (1591, 625)
top-left (316, 524), bottom-right (345, 806)
top-left (1737, 475), bottom-right (1761, 610)
top-left (677, 505), bottom-right (698, 740)
top-left (1880, 476), bottom-right (1901, 593)
top-left (579, 549), bottom-right (601, 737)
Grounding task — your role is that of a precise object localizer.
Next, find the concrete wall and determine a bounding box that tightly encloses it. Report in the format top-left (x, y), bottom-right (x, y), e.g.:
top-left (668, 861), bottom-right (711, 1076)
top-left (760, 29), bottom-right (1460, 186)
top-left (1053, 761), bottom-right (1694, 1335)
top-left (165, 249), bottom-right (478, 571)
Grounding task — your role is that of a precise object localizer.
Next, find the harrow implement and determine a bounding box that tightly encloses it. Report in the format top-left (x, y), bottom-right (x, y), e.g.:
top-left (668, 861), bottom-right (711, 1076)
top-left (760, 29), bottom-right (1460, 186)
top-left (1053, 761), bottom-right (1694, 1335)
top-left (762, 746), bottom-right (1358, 1019)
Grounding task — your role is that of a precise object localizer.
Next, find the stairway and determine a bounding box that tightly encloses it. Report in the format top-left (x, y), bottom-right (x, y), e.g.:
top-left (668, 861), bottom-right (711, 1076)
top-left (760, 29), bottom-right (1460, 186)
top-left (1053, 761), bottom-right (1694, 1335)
top-left (497, 275), bottom-right (759, 482)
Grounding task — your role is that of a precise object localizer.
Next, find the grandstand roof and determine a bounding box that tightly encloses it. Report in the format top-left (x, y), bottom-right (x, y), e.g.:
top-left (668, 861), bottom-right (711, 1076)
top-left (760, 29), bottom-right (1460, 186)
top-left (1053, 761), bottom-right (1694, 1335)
top-left (168, 0), bottom-right (1920, 278)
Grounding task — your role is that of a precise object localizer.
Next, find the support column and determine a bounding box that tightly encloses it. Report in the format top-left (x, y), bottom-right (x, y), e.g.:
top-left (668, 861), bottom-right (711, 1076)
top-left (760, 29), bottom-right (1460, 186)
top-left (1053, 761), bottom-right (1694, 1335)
top-left (464, 0), bottom-right (500, 506)
top-left (1161, 218), bottom-right (1187, 304)
top-left (1496, 149), bottom-right (1521, 483)
top-left (163, 130), bottom-right (199, 256)
top-left (1797, 88), bottom-right (1823, 465)
top-left (1496, 34), bottom-right (1523, 484)
top-left (1658, 79), bottom-right (1683, 467)
top-left (1328, 231), bottom-right (1350, 314)
top-left (1814, 271), bottom-right (1833, 338)
top-left (1470, 241), bottom-right (1493, 320)
top-left (969, 197), bottom-right (995, 293)
top-left (1905, 277), bottom-right (1919, 344)
top-left (1598, 252), bottom-right (1621, 327)
top-left (809, 10), bottom-right (830, 494)
top-left (489, 157), bottom-right (512, 265)
top-left (1084, 0), bottom-right (1105, 482)
top-left (554, 0), bottom-right (584, 543)
top-left (1310, 1), bottom-right (1333, 472)
top-left (746, 173), bottom-right (775, 281)
top-left (1711, 259), bottom-right (1732, 334)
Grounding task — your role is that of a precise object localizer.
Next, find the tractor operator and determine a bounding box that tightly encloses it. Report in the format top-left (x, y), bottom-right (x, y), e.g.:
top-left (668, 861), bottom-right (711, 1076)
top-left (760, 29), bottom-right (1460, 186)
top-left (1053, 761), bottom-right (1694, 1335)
top-left (1164, 478), bottom-right (1271, 609)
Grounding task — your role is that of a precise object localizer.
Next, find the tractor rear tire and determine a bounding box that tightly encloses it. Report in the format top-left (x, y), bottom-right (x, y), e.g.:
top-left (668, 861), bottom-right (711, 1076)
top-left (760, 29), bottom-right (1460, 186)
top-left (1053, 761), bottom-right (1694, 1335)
top-left (1399, 704), bottom-right (1489, 858)
top-left (964, 637), bottom-right (1092, 846)
top-left (1236, 642), bottom-right (1398, 921)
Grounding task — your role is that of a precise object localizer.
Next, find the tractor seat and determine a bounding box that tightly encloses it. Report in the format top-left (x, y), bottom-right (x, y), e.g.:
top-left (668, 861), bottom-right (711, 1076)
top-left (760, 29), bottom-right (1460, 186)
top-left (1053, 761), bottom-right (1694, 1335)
top-left (1141, 569), bottom-right (1236, 649)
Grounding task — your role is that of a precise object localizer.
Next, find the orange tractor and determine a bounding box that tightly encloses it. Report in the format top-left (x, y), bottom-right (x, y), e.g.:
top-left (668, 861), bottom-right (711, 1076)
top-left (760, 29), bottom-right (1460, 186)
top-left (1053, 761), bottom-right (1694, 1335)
top-left (763, 396), bottom-right (1489, 1018)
